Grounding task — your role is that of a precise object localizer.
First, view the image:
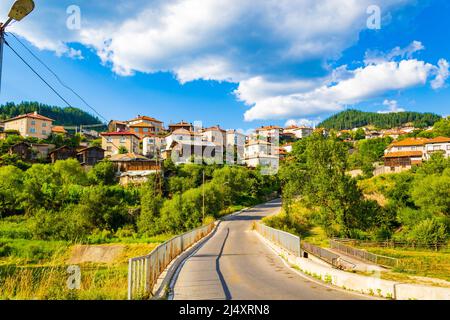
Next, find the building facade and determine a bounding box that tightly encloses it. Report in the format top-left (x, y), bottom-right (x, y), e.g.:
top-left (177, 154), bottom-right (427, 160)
top-left (101, 131), bottom-right (140, 157)
top-left (3, 112), bottom-right (54, 139)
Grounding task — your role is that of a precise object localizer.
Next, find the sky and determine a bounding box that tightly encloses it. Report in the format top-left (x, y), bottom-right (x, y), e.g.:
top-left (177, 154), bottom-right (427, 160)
top-left (0, 0), bottom-right (449, 131)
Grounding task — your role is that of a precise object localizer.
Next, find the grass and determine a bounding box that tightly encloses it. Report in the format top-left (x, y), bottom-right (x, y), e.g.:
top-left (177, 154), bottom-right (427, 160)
top-left (362, 247), bottom-right (450, 283)
top-left (0, 216), bottom-right (171, 300)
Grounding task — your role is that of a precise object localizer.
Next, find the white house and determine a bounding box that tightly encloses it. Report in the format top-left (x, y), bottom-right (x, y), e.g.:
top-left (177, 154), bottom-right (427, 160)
top-left (283, 126), bottom-right (314, 139)
top-left (423, 137), bottom-right (450, 160)
top-left (244, 140), bottom-right (279, 170)
top-left (142, 134), bottom-right (165, 159)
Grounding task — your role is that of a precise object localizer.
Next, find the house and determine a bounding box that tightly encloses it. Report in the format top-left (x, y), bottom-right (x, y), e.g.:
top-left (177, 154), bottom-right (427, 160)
top-left (165, 128), bottom-right (203, 147)
top-left (76, 146), bottom-right (105, 166)
top-left (423, 137), bottom-right (450, 160)
top-left (108, 120), bottom-right (128, 133)
top-left (3, 111), bottom-right (54, 139)
top-left (255, 126), bottom-right (282, 143)
top-left (283, 126), bottom-right (314, 139)
top-left (142, 134), bottom-right (165, 159)
top-left (281, 143), bottom-right (293, 153)
top-left (244, 140), bottom-right (279, 170)
top-left (109, 153), bottom-right (161, 173)
top-left (167, 140), bottom-right (222, 165)
top-left (168, 121), bottom-right (193, 132)
top-left (382, 137), bottom-right (450, 173)
top-left (127, 115), bottom-right (164, 136)
top-left (51, 126), bottom-right (67, 135)
top-left (49, 146), bottom-right (77, 163)
top-left (202, 126), bottom-right (227, 148)
top-left (101, 131), bottom-right (140, 157)
top-left (225, 129), bottom-right (246, 163)
top-left (108, 153), bottom-right (161, 185)
top-left (9, 142), bottom-right (54, 162)
top-left (9, 142), bottom-right (33, 161)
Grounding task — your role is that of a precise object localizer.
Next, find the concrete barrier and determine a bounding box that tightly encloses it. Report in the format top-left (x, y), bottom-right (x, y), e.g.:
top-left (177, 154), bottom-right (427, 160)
top-left (256, 231), bottom-right (450, 300)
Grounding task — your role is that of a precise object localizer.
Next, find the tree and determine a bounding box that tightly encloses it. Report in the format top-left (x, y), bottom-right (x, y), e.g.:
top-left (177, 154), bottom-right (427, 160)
top-left (118, 146), bottom-right (128, 154)
top-left (0, 166), bottom-right (24, 217)
top-left (304, 133), bottom-right (365, 237)
top-left (433, 116), bottom-right (450, 137)
top-left (411, 169), bottom-right (450, 216)
top-left (137, 177), bottom-right (164, 235)
top-left (88, 161), bottom-right (116, 185)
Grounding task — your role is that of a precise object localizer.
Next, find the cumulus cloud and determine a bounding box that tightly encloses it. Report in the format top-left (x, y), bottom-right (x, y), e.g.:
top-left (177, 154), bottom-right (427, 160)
top-left (242, 59), bottom-right (436, 121)
top-left (364, 40), bottom-right (425, 65)
top-left (285, 118), bottom-right (318, 128)
top-left (431, 59), bottom-right (450, 89)
top-left (378, 100), bottom-right (406, 113)
top-left (4, 0), bottom-right (446, 122)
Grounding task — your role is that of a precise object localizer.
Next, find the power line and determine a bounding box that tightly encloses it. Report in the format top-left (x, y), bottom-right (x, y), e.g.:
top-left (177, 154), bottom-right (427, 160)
top-left (6, 32), bottom-right (108, 124)
top-left (4, 38), bottom-right (74, 108)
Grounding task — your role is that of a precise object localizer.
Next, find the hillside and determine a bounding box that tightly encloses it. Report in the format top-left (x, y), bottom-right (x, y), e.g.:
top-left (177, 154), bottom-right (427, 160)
top-left (318, 109), bottom-right (442, 130)
top-left (0, 101), bottom-right (104, 127)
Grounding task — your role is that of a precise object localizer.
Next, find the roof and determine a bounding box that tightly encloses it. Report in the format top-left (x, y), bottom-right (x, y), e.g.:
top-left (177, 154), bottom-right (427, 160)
top-left (256, 125), bottom-right (281, 131)
top-left (390, 138), bottom-right (428, 147)
top-left (169, 121), bottom-right (192, 127)
top-left (52, 126), bottom-right (67, 134)
top-left (128, 115), bottom-right (163, 123)
top-left (172, 128), bottom-right (202, 136)
top-left (129, 122), bottom-right (155, 128)
top-left (77, 146), bottom-right (105, 153)
top-left (109, 153), bottom-right (151, 162)
top-left (203, 126), bottom-right (226, 133)
top-left (49, 146), bottom-right (75, 155)
top-left (120, 170), bottom-right (160, 177)
top-left (384, 151), bottom-right (423, 158)
top-left (101, 131), bottom-right (139, 139)
top-left (3, 112), bottom-right (54, 123)
top-left (425, 136), bottom-right (450, 144)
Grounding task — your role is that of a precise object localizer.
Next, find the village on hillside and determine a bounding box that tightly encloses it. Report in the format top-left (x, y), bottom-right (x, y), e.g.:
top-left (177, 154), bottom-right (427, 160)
top-left (1, 111), bottom-right (449, 185)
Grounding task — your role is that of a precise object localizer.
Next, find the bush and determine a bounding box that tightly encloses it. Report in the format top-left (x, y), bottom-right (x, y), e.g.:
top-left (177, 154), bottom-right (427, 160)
top-left (408, 218), bottom-right (448, 245)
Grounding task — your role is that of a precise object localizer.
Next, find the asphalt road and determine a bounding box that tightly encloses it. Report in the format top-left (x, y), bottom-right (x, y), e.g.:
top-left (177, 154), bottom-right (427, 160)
top-left (171, 199), bottom-right (369, 300)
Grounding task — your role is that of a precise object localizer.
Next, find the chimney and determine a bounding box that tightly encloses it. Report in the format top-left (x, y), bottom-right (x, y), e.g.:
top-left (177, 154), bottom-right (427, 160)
top-left (34, 111), bottom-right (38, 115)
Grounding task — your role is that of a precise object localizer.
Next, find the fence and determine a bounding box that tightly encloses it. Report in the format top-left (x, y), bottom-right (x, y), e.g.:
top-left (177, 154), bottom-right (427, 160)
top-left (335, 238), bottom-right (449, 251)
top-left (255, 223), bottom-right (301, 257)
top-left (330, 239), bottom-right (399, 268)
top-left (301, 241), bottom-right (342, 268)
top-left (127, 222), bottom-right (215, 300)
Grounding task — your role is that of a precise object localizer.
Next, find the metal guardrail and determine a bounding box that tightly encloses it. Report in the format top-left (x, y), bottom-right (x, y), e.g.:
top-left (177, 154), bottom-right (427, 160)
top-left (335, 238), bottom-right (449, 251)
top-left (330, 239), bottom-right (399, 268)
top-left (301, 241), bottom-right (342, 268)
top-left (128, 222), bottom-right (215, 300)
top-left (255, 223), bottom-right (301, 257)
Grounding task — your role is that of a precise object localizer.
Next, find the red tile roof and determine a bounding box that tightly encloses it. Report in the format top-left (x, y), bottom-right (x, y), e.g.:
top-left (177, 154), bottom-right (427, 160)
top-left (426, 136), bottom-right (450, 144)
top-left (384, 151), bottom-right (423, 158)
top-left (128, 116), bottom-right (163, 123)
top-left (4, 112), bottom-right (54, 123)
top-left (390, 138), bottom-right (428, 147)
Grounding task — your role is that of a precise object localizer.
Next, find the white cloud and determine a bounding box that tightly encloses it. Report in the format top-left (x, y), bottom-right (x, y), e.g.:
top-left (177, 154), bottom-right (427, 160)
top-left (364, 40), bottom-right (425, 65)
top-left (243, 59), bottom-right (437, 121)
top-left (431, 59), bottom-right (450, 89)
top-left (378, 100), bottom-right (406, 113)
top-left (285, 118), bottom-right (318, 128)
top-left (5, 0), bottom-right (446, 122)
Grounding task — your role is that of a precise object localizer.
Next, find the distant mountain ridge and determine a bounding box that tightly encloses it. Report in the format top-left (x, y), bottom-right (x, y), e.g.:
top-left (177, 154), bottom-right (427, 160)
top-left (318, 109), bottom-right (442, 130)
top-left (0, 101), bottom-right (104, 127)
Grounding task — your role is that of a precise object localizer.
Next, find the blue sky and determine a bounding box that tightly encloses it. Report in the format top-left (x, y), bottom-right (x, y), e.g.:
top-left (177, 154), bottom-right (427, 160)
top-left (0, 0), bottom-right (449, 130)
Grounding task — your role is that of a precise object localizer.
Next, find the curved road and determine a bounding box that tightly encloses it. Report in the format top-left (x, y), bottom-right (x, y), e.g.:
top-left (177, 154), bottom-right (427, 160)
top-left (171, 199), bottom-right (368, 300)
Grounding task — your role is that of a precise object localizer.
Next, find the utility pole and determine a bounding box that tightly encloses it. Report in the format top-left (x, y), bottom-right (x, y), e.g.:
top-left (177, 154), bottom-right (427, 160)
top-left (0, 1), bottom-right (36, 94)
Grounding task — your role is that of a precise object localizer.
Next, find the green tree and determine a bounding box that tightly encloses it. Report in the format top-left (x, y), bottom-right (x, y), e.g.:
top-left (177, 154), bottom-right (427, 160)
top-left (0, 166), bottom-right (24, 217)
top-left (88, 161), bottom-right (116, 185)
top-left (433, 116), bottom-right (450, 137)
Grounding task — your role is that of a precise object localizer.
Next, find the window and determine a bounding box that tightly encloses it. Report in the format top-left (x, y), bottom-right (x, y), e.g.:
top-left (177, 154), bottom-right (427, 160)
top-left (433, 145), bottom-right (441, 151)
top-left (447, 145), bottom-right (450, 150)
top-left (106, 137), bottom-right (113, 143)
top-left (29, 128), bottom-right (36, 133)
top-left (411, 146), bottom-right (416, 151)
top-left (42, 130), bottom-right (47, 135)
top-left (31, 120), bottom-right (36, 126)
top-left (107, 146), bottom-right (112, 151)
top-left (42, 123), bottom-right (47, 127)
top-left (143, 128), bottom-right (148, 133)
top-left (120, 137), bottom-right (127, 143)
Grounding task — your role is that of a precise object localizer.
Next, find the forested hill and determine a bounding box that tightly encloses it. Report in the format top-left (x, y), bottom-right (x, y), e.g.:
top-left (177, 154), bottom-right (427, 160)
top-left (0, 102), bottom-right (104, 126)
top-left (318, 109), bottom-right (442, 130)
